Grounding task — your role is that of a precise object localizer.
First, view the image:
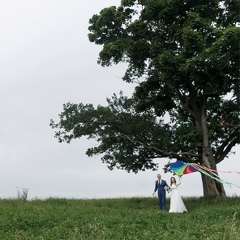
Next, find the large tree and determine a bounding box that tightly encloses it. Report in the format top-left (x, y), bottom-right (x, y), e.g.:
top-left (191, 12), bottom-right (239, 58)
top-left (50, 0), bottom-right (239, 197)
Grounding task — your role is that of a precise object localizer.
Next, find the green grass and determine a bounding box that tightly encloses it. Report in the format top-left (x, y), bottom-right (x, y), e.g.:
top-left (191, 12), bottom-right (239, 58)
top-left (0, 197), bottom-right (239, 239)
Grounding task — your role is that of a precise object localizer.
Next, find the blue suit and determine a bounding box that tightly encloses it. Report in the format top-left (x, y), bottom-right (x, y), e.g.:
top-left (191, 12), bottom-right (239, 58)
top-left (154, 179), bottom-right (168, 210)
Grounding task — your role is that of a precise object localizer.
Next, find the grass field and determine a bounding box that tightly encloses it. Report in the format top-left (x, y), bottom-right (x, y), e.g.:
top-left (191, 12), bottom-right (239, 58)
top-left (0, 196), bottom-right (239, 239)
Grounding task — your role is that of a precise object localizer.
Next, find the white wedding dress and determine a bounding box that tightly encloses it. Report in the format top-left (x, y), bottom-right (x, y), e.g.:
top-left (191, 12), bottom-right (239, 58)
top-left (169, 181), bottom-right (188, 213)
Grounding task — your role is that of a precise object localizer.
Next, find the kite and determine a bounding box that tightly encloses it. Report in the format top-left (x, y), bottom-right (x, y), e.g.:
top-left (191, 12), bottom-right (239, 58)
top-left (163, 160), bottom-right (240, 188)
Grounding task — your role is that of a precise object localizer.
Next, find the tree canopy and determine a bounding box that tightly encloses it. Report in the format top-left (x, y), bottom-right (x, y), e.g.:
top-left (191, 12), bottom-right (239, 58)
top-left (51, 0), bottom-right (239, 196)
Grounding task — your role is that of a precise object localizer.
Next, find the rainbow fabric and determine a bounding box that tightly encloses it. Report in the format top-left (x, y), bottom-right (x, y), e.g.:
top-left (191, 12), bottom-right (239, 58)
top-left (169, 160), bottom-right (198, 175)
top-left (168, 160), bottom-right (240, 188)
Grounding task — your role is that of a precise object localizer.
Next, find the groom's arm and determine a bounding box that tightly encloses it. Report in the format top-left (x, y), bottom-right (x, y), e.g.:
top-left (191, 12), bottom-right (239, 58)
top-left (164, 180), bottom-right (169, 188)
top-left (153, 181), bottom-right (157, 195)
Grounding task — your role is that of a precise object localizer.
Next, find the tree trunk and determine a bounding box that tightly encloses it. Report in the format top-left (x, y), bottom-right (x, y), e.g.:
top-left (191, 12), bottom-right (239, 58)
top-left (201, 173), bottom-right (226, 197)
top-left (200, 102), bottom-right (226, 198)
top-left (184, 94), bottom-right (227, 197)
top-left (201, 154), bottom-right (226, 197)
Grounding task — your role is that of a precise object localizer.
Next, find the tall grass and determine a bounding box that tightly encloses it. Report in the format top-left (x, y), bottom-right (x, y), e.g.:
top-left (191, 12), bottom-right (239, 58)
top-left (0, 197), bottom-right (239, 239)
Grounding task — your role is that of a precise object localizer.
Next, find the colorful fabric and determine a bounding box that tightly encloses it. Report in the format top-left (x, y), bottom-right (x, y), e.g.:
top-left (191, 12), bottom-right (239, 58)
top-left (167, 160), bottom-right (240, 188)
top-left (169, 160), bottom-right (197, 175)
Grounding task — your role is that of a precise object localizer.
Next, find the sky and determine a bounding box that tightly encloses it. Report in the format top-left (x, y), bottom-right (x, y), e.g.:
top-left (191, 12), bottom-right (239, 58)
top-left (0, 0), bottom-right (239, 200)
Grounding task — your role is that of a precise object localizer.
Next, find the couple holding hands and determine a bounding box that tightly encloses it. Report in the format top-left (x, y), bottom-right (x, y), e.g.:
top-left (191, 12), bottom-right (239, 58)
top-left (153, 174), bottom-right (188, 213)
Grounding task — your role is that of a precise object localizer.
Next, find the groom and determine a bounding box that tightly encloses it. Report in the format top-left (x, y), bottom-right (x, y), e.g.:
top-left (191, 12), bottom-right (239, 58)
top-left (153, 174), bottom-right (169, 210)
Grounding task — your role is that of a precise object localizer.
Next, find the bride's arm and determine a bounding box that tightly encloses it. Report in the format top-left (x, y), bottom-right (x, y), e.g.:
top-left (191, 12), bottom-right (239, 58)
top-left (177, 176), bottom-right (181, 186)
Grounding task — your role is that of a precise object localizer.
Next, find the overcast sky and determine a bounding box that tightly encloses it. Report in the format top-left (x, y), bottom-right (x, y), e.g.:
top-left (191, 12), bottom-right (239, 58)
top-left (0, 0), bottom-right (239, 200)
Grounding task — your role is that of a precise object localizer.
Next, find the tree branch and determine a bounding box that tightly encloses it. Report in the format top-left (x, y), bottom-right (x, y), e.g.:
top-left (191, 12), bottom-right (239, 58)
top-left (216, 138), bottom-right (239, 164)
top-left (215, 129), bottom-right (239, 161)
top-left (117, 133), bottom-right (201, 162)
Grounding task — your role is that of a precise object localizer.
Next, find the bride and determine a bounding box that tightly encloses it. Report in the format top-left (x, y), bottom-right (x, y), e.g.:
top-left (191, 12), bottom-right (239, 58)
top-left (169, 176), bottom-right (188, 213)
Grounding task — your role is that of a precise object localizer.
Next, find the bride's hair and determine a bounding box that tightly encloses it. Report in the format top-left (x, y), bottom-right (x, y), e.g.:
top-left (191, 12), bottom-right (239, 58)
top-left (170, 177), bottom-right (176, 185)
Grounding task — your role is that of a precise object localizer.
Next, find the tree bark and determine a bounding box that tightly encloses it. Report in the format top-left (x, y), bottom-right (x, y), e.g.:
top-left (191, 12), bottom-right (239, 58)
top-left (180, 92), bottom-right (227, 197)
top-left (201, 155), bottom-right (226, 198)
top-left (200, 101), bottom-right (226, 197)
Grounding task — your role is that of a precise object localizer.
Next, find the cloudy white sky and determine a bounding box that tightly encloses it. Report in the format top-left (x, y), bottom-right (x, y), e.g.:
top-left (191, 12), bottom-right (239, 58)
top-left (0, 0), bottom-right (239, 200)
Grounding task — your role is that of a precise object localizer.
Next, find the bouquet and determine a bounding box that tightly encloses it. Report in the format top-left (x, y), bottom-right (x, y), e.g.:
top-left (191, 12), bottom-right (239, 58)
top-left (164, 186), bottom-right (171, 193)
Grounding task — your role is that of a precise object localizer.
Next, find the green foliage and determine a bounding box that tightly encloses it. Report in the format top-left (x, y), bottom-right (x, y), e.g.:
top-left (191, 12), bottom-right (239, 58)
top-left (51, 0), bottom-right (239, 180)
top-left (0, 197), bottom-right (239, 239)
top-left (51, 93), bottom-right (176, 172)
